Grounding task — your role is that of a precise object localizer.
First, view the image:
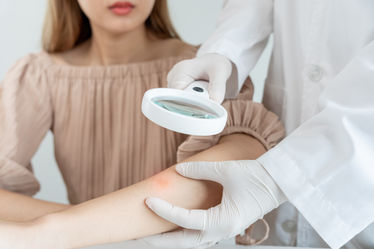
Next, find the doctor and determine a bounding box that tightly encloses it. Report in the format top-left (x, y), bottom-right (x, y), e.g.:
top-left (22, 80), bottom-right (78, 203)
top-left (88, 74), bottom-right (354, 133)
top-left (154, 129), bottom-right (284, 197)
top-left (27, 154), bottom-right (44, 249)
top-left (145, 0), bottom-right (374, 248)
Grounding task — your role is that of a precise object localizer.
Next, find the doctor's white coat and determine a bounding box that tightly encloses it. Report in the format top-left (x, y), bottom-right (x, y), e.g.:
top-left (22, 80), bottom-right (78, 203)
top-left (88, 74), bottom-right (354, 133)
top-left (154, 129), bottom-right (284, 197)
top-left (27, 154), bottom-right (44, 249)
top-left (198, 0), bottom-right (374, 248)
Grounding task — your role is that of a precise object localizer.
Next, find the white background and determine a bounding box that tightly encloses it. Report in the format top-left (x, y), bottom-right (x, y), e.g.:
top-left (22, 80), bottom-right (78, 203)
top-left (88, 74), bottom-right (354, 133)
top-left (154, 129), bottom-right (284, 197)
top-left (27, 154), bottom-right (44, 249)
top-left (0, 0), bottom-right (272, 204)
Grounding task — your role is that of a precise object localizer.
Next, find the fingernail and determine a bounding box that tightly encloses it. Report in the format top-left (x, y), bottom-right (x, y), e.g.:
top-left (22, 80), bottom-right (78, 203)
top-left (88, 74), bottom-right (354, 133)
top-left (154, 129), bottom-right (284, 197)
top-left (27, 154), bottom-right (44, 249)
top-left (174, 81), bottom-right (189, 89)
top-left (145, 198), bottom-right (153, 209)
top-left (175, 164), bottom-right (185, 174)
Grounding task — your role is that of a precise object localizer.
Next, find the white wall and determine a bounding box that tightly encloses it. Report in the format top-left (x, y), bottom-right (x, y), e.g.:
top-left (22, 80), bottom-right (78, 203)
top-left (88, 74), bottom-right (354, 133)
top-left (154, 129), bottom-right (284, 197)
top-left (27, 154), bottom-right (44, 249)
top-left (0, 0), bottom-right (272, 204)
top-left (0, 0), bottom-right (47, 78)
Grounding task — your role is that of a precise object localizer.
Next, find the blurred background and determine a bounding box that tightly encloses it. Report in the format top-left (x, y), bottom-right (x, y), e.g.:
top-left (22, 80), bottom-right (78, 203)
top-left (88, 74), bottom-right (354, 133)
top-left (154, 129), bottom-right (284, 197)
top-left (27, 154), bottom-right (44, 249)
top-left (0, 0), bottom-right (272, 204)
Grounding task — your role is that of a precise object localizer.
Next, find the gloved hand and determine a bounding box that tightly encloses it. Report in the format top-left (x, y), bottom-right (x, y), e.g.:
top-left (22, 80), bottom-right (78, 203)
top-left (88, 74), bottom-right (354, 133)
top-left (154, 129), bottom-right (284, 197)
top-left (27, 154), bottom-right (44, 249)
top-left (167, 53), bottom-right (233, 103)
top-left (143, 160), bottom-right (287, 249)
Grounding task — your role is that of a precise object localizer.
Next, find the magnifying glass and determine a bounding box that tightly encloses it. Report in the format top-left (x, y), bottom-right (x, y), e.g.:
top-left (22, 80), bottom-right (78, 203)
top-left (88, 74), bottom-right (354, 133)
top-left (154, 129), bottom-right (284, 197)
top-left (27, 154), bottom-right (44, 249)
top-left (142, 81), bottom-right (228, 136)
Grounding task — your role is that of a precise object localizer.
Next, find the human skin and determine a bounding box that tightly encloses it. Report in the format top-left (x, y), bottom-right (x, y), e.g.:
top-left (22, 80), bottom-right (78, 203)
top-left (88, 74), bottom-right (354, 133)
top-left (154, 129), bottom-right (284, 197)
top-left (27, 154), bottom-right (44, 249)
top-left (0, 1), bottom-right (269, 248)
top-left (0, 189), bottom-right (71, 222)
top-left (0, 134), bottom-right (266, 249)
top-left (0, 0), bottom-right (254, 227)
top-left (59, 0), bottom-right (191, 66)
top-left (0, 0), bottom-right (191, 223)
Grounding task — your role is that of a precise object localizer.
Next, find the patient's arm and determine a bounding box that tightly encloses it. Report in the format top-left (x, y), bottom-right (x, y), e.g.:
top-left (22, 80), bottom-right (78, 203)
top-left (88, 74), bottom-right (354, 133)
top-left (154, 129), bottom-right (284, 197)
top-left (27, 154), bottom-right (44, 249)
top-left (0, 189), bottom-right (71, 222)
top-left (0, 134), bottom-right (266, 249)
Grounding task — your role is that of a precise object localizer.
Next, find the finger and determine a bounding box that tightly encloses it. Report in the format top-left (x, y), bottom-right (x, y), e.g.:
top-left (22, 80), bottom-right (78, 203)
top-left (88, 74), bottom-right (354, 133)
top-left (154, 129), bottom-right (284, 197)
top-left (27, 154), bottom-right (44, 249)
top-left (176, 161), bottom-right (224, 184)
top-left (206, 55), bottom-right (232, 103)
top-left (167, 62), bottom-right (197, 90)
top-left (141, 229), bottom-right (202, 249)
top-left (207, 63), bottom-right (232, 103)
top-left (207, 77), bottom-right (226, 104)
top-left (167, 73), bottom-right (196, 90)
top-left (146, 197), bottom-right (206, 230)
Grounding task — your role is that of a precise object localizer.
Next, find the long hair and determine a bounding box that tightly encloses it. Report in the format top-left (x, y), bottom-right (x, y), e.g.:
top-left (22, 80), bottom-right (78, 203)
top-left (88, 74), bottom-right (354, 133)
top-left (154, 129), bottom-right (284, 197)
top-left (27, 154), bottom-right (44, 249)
top-left (42, 0), bottom-right (179, 53)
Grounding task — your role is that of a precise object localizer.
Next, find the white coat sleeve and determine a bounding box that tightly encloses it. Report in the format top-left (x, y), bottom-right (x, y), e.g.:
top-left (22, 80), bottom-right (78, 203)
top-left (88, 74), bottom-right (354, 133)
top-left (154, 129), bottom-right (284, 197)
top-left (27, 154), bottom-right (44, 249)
top-left (197, 0), bottom-right (273, 98)
top-left (258, 41), bottom-right (374, 249)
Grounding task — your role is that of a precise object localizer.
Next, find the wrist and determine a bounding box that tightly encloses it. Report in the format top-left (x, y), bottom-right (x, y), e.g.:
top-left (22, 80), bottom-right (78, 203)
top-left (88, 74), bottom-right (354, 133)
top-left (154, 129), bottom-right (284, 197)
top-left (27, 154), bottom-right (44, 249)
top-left (254, 160), bottom-right (287, 206)
top-left (31, 213), bottom-right (70, 249)
top-left (0, 217), bottom-right (65, 249)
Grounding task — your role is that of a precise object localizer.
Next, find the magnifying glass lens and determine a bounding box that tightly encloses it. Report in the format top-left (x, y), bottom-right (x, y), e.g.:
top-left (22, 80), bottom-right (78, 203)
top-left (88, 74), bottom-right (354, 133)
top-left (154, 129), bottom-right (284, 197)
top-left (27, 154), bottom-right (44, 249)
top-left (153, 99), bottom-right (218, 119)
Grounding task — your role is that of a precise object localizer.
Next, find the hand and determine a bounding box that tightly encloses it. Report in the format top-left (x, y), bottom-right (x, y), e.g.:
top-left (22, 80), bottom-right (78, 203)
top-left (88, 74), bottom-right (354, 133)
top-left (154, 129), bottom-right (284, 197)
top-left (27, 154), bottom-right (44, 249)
top-left (167, 53), bottom-right (233, 103)
top-left (143, 160), bottom-right (286, 249)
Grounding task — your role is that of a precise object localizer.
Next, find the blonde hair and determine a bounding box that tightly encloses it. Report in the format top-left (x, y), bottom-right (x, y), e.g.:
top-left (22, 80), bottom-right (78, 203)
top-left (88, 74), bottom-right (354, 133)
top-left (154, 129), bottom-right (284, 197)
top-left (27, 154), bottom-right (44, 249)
top-left (42, 0), bottom-right (179, 53)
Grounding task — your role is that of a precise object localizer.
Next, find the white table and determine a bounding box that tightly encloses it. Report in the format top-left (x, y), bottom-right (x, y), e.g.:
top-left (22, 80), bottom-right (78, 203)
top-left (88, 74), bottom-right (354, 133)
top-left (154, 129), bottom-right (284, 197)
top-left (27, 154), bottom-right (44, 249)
top-left (84, 240), bottom-right (325, 249)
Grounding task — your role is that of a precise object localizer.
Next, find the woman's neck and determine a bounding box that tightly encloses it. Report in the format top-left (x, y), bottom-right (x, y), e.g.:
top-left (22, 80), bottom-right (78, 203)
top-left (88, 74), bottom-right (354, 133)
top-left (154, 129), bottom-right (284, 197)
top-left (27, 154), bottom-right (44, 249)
top-left (87, 24), bottom-right (154, 65)
top-left (53, 25), bottom-right (190, 67)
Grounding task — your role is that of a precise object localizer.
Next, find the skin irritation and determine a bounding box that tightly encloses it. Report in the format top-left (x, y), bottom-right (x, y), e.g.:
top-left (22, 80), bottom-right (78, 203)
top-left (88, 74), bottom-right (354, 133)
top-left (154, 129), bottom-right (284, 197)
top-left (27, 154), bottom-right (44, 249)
top-left (147, 165), bottom-right (223, 212)
top-left (149, 168), bottom-right (176, 193)
top-left (144, 134), bottom-right (264, 211)
top-left (152, 174), bottom-right (172, 190)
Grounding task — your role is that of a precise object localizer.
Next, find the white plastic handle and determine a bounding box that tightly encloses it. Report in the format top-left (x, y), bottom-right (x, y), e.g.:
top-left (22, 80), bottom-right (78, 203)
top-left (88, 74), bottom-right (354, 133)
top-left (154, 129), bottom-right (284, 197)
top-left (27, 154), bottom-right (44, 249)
top-left (184, 81), bottom-right (210, 99)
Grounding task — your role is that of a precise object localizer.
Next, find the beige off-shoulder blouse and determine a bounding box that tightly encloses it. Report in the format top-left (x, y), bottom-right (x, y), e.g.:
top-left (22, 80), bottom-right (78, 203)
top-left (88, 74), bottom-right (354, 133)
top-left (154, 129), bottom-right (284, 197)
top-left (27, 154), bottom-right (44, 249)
top-left (0, 49), bottom-right (285, 204)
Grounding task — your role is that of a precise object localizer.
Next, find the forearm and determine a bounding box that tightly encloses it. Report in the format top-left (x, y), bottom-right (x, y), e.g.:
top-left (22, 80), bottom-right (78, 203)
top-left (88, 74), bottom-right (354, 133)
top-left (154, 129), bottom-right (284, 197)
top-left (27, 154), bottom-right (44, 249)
top-left (35, 134), bottom-right (266, 248)
top-left (0, 189), bottom-right (71, 222)
top-left (37, 166), bottom-right (219, 248)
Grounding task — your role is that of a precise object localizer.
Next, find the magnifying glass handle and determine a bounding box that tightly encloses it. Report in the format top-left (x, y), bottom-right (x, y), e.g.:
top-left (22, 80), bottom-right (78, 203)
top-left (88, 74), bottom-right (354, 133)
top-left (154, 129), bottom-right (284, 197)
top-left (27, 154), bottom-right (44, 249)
top-left (184, 81), bottom-right (210, 99)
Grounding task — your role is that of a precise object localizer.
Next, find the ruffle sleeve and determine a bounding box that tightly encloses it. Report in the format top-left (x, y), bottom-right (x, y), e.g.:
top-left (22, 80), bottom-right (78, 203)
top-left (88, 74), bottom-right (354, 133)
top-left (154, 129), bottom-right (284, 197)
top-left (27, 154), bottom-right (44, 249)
top-left (177, 79), bottom-right (285, 162)
top-left (0, 157), bottom-right (40, 196)
top-left (0, 54), bottom-right (52, 195)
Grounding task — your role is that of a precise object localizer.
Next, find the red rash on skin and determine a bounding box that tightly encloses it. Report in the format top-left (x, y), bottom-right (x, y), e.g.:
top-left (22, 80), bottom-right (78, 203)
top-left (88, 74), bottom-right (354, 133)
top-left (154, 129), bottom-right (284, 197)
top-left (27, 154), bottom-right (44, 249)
top-left (149, 170), bottom-right (175, 192)
top-left (154, 176), bottom-right (170, 189)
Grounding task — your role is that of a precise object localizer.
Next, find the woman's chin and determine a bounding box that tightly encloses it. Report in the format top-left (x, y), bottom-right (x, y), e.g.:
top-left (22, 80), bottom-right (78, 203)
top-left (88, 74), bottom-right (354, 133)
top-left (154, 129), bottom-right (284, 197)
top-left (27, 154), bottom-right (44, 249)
top-left (97, 20), bottom-right (144, 35)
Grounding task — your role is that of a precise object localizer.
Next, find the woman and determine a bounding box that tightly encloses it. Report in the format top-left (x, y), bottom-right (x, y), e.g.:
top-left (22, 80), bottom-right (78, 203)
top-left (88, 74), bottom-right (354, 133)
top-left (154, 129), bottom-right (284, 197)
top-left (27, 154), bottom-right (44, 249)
top-left (0, 0), bottom-right (284, 248)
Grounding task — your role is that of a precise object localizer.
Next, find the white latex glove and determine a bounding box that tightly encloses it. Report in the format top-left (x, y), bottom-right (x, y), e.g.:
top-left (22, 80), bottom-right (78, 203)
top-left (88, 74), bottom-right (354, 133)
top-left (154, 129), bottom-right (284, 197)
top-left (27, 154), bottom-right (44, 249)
top-left (167, 53), bottom-right (233, 103)
top-left (143, 160), bottom-right (287, 249)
